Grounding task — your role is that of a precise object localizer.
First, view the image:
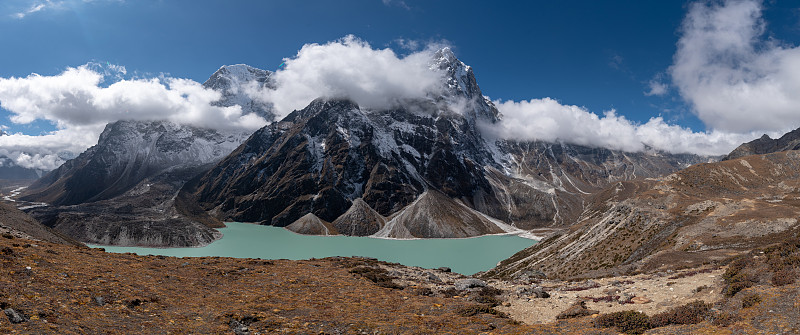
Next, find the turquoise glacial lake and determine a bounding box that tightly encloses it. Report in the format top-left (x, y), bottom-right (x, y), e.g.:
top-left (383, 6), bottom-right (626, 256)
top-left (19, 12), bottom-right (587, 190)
top-left (93, 222), bottom-right (537, 275)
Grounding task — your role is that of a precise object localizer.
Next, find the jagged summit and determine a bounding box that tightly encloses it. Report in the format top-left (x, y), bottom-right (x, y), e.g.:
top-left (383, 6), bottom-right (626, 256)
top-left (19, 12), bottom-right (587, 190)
top-left (203, 64), bottom-right (276, 121)
top-left (430, 47), bottom-right (500, 124)
top-left (723, 127), bottom-right (800, 160)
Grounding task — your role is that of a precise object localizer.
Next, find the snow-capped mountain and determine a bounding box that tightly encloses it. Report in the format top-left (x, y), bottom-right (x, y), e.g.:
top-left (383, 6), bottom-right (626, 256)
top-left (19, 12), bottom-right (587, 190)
top-left (0, 155), bottom-right (42, 180)
top-left (24, 120), bottom-right (248, 206)
top-left (187, 50), bottom-right (712, 239)
top-left (203, 64), bottom-right (276, 122)
top-left (21, 120), bottom-right (250, 247)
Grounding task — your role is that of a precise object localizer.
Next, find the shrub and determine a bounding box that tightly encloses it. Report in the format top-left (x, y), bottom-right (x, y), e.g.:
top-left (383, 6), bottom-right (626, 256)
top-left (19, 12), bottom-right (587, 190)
top-left (771, 268), bottom-right (796, 286)
top-left (456, 305), bottom-right (506, 318)
top-left (474, 295), bottom-right (501, 307)
top-left (478, 286), bottom-right (503, 297)
top-left (348, 266), bottom-right (403, 289)
top-left (411, 287), bottom-right (433, 296)
top-left (723, 272), bottom-right (754, 297)
top-left (668, 268), bottom-right (712, 280)
top-left (562, 282), bottom-right (601, 292)
top-left (581, 295), bottom-right (620, 303)
top-left (741, 292), bottom-right (762, 308)
top-left (649, 300), bottom-right (712, 327)
top-left (439, 287), bottom-right (459, 298)
top-left (722, 257), bottom-right (749, 281)
top-left (711, 312), bottom-right (741, 327)
top-left (594, 310), bottom-right (651, 335)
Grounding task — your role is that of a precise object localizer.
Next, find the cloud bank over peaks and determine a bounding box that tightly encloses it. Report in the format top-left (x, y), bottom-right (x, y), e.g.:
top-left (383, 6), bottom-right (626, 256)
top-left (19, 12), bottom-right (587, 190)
top-left (671, 0), bottom-right (800, 134)
top-left (259, 35), bottom-right (446, 119)
top-left (489, 98), bottom-right (763, 156)
top-left (0, 63), bottom-right (268, 169)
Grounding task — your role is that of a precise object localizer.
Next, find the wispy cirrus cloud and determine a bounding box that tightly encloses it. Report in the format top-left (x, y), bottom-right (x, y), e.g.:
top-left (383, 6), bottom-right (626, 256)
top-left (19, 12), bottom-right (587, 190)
top-left (381, 0), bottom-right (410, 10)
top-left (9, 0), bottom-right (122, 19)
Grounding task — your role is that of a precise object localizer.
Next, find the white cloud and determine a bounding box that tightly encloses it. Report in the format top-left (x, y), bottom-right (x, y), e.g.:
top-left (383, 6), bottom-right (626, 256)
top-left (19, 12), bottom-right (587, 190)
top-left (0, 65), bottom-right (266, 130)
top-left (14, 2), bottom-right (46, 18)
top-left (670, 0), bottom-right (800, 134)
top-left (0, 125), bottom-right (103, 170)
top-left (645, 79), bottom-right (668, 96)
top-left (0, 64), bottom-right (267, 169)
top-left (393, 38), bottom-right (420, 51)
top-left (259, 35), bottom-right (444, 119)
top-left (489, 98), bottom-right (762, 156)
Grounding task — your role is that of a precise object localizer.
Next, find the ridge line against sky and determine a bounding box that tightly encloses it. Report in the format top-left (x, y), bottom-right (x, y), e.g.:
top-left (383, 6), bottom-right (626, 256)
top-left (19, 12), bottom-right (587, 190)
top-left (0, 0), bottom-right (799, 170)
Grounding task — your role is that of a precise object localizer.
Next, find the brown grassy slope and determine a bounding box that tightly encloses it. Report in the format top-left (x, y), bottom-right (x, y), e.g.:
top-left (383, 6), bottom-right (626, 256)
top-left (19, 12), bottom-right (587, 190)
top-left (486, 150), bottom-right (800, 280)
top-left (2, 230), bottom-right (798, 333)
top-left (0, 234), bottom-right (630, 335)
top-left (0, 202), bottom-right (82, 246)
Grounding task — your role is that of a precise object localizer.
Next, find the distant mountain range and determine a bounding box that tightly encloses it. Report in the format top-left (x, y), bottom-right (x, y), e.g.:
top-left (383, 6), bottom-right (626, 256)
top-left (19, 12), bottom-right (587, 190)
top-left (0, 155), bottom-right (41, 180)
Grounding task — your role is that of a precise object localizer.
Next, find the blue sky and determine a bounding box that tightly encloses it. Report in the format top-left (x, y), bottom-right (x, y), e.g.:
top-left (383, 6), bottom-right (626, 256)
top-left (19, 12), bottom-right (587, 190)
top-left (2, 1), bottom-right (696, 128)
top-left (1, 0), bottom-right (800, 169)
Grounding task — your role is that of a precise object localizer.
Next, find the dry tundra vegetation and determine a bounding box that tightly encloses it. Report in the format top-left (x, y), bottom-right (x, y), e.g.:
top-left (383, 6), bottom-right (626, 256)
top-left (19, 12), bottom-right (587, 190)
top-left (0, 229), bottom-right (799, 334)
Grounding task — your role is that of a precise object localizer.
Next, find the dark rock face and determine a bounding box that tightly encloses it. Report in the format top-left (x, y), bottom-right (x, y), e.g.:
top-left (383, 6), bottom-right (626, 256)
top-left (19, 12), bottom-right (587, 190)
top-left (723, 128), bottom-right (800, 160)
top-left (192, 98), bottom-right (499, 232)
top-left (20, 120), bottom-right (247, 247)
top-left (188, 51), bottom-right (712, 239)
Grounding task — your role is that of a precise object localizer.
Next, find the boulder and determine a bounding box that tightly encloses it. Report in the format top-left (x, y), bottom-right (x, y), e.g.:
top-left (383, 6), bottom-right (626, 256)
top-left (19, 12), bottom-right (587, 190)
top-left (455, 278), bottom-right (486, 290)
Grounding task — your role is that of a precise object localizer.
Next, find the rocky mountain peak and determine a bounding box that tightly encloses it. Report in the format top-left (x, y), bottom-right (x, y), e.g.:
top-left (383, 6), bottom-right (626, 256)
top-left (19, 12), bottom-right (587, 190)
top-left (430, 47), bottom-right (499, 124)
top-left (203, 64), bottom-right (276, 121)
top-left (723, 126), bottom-right (800, 161)
top-left (24, 119), bottom-right (248, 206)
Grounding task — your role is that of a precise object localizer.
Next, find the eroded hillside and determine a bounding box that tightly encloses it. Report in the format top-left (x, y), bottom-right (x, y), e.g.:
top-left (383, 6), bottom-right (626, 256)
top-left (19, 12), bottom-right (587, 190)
top-left (487, 150), bottom-right (800, 280)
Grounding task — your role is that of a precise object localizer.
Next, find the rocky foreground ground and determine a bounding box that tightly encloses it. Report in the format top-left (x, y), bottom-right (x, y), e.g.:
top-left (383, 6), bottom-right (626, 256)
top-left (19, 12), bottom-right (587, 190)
top-left (1, 233), bottom-right (799, 334)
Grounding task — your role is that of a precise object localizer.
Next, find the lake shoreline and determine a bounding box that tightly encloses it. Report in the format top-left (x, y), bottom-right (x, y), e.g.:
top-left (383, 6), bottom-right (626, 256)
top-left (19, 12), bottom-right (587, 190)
top-left (89, 222), bottom-right (538, 275)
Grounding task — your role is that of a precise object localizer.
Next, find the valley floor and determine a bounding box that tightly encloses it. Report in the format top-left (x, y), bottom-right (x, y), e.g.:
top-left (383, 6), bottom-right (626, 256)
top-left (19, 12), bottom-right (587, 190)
top-left (0, 234), bottom-right (798, 334)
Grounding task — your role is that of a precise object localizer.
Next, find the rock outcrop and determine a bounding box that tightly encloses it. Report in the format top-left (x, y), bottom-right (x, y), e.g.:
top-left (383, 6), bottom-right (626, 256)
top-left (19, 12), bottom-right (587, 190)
top-left (724, 127), bottom-right (800, 160)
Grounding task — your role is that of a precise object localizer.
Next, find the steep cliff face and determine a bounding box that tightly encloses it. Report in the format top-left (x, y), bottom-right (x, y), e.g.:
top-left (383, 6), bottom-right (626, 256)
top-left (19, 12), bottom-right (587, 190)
top-left (723, 127), bottom-right (800, 161)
